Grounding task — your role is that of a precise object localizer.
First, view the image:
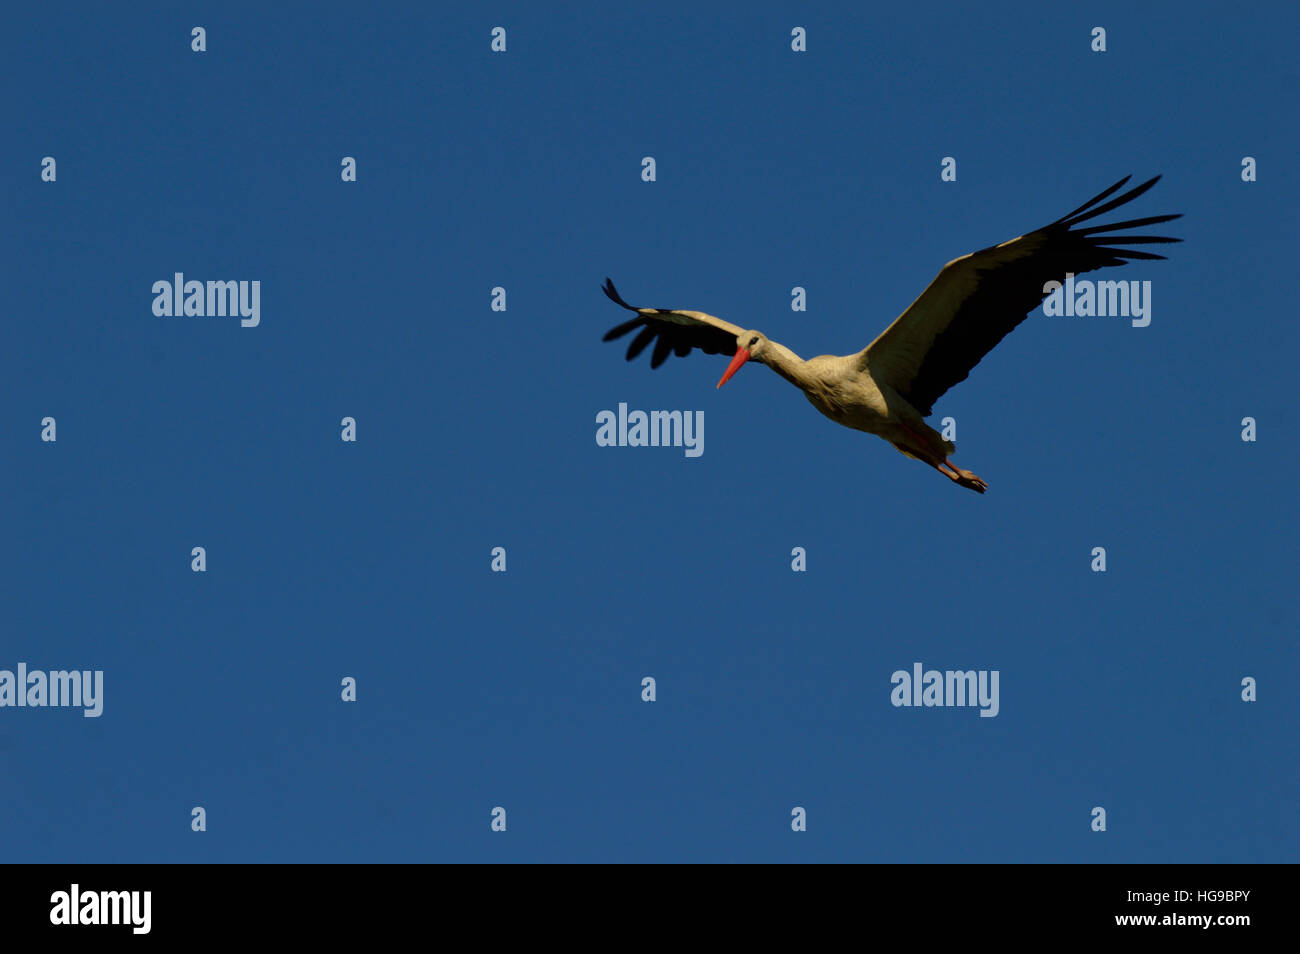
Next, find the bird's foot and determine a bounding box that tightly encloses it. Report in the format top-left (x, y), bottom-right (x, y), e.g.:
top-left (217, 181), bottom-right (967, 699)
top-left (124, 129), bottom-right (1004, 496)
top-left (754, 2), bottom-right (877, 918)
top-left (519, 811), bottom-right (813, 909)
top-left (945, 467), bottom-right (987, 494)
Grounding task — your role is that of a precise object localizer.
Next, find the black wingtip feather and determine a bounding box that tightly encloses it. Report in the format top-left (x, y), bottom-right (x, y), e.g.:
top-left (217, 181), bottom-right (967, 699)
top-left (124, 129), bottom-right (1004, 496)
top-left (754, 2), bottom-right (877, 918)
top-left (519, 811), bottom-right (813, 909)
top-left (1087, 235), bottom-right (1182, 245)
top-left (1077, 213), bottom-right (1183, 234)
top-left (602, 316), bottom-right (644, 341)
top-left (1053, 175), bottom-right (1132, 223)
top-left (1060, 175), bottom-right (1163, 227)
top-left (1091, 247), bottom-right (1169, 260)
top-left (625, 325), bottom-right (656, 359)
top-left (601, 277), bottom-right (647, 342)
top-left (649, 336), bottom-right (673, 369)
top-left (603, 277), bottom-right (638, 311)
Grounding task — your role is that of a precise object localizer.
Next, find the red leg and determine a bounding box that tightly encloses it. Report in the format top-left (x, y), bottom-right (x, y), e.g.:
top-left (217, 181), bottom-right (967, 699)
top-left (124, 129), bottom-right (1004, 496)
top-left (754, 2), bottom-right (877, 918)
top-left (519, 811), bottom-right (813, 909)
top-left (895, 422), bottom-right (987, 493)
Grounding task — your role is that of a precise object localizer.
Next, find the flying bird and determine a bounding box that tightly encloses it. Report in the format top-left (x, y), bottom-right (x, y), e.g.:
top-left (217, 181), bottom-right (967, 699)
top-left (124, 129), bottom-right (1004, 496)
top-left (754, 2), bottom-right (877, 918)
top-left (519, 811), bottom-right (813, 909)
top-left (601, 175), bottom-right (1180, 493)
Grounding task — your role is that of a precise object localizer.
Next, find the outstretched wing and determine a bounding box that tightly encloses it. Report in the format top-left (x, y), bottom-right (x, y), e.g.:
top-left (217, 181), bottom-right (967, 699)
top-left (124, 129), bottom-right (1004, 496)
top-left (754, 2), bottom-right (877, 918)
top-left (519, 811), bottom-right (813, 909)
top-left (601, 278), bottom-right (745, 369)
top-left (861, 175), bottom-right (1182, 416)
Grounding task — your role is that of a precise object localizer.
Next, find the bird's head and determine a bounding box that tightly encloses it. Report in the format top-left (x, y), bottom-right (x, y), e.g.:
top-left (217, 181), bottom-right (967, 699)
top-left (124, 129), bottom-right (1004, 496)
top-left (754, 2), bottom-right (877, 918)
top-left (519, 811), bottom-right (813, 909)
top-left (717, 331), bottom-right (767, 388)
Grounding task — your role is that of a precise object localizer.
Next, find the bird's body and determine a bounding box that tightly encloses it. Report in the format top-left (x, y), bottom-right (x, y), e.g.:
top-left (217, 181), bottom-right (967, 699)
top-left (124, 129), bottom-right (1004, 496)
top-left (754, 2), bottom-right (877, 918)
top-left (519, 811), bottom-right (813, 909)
top-left (763, 349), bottom-right (945, 456)
top-left (601, 176), bottom-right (1181, 493)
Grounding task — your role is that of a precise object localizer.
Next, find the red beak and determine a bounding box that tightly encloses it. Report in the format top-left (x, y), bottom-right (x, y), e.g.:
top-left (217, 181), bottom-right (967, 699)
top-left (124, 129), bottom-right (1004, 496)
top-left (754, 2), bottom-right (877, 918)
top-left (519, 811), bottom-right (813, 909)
top-left (717, 347), bottom-right (751, 388)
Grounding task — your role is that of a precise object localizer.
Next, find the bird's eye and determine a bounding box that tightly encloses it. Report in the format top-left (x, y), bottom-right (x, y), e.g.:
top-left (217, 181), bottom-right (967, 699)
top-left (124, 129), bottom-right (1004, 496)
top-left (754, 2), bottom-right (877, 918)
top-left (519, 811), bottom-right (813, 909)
top-left (749, 336), bottom-right (759, 347)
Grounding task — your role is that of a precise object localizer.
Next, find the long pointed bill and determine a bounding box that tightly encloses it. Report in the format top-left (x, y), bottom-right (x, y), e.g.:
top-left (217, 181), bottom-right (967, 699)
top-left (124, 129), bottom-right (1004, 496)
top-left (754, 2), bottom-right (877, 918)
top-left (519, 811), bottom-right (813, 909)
top-left (716, 347), bottom-right (751, 388)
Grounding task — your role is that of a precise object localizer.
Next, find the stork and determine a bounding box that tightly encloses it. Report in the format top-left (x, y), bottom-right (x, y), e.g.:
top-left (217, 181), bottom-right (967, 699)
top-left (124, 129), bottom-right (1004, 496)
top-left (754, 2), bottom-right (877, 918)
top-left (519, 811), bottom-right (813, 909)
top-left (601, 175), bottom-right (1181, 493)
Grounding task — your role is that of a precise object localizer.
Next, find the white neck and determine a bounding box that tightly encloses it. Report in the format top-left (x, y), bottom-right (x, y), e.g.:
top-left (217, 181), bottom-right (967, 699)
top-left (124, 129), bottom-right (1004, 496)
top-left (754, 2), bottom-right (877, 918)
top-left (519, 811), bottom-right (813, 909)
top-left (757, 339), bottom-right (812, 390)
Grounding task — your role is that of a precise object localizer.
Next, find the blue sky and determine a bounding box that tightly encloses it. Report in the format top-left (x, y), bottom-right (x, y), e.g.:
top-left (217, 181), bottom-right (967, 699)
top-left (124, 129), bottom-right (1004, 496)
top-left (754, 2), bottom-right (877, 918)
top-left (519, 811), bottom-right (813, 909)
top-left (2, 1), bottom-right (1295, 862)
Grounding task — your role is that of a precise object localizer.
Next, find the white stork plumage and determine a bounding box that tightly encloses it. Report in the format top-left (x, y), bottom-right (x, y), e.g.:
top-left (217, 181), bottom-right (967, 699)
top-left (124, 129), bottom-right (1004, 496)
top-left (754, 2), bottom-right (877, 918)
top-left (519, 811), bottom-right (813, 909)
top-left (601, 175), bottom-right (1181, 493)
